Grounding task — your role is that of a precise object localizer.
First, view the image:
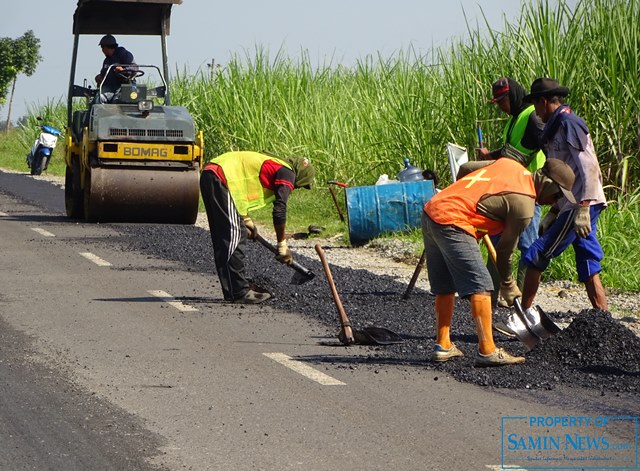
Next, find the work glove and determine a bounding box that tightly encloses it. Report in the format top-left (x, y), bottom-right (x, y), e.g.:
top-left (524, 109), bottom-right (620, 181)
top-left (538, 211), bottom-right (558, 237)
top-left (573, 206), bottom-right (591, 238)
top-left (243, 216), bottom-right (258, 240)
top-left (499, 279), bottom-right (521, 307)
top-left (275, 240), bottom-right (293, 265)
top-left (475, 147), bottom-right (491, 160)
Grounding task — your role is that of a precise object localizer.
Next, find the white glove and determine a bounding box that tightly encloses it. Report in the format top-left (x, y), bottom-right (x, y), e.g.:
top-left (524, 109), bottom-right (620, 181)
top-left (574, 206), bottom-right (591, 238)
top-left (538, 211), bottom-right (558, 237)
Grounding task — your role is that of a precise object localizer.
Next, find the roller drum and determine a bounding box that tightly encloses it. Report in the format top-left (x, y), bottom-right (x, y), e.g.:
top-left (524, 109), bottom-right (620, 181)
top-left (84, 167), bottom-right (200, 224)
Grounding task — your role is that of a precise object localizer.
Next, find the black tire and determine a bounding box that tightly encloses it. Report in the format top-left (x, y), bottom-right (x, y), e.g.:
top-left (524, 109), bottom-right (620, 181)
top-left (65, 158), bottom-right (84, 218)
top-left (30, 150), bottom-right (45, 175)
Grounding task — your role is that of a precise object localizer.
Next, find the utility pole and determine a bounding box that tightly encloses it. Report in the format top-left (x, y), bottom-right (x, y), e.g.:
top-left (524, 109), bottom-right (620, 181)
top-left (207, 58), bottom-right (215, 80)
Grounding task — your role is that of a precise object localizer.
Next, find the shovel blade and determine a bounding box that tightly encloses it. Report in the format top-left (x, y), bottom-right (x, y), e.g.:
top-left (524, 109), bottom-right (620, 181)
top-left (290, 270), bottom-right (315, 285)
top-left (352, 327), bottom-right (404, 345)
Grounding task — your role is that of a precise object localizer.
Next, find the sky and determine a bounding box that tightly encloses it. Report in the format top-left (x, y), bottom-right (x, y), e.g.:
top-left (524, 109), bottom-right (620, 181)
top-left (1, 0), bottom-right (571, 123)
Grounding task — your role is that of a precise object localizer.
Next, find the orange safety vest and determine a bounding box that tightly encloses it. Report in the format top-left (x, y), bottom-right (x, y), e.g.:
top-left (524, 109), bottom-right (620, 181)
top-left (424, 158), bottom-right (535, 239)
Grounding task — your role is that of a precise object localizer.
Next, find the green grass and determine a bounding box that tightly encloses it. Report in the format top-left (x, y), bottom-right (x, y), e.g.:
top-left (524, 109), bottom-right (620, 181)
top-left (2, 0), bottom-right (640, 292)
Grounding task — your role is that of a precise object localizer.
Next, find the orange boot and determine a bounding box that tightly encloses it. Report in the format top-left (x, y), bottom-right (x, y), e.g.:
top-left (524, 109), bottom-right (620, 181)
top-left (471, 293), bottom-right (525, 366)
top-left (470, 293), bottom-right (495, 355)
top-left (432, 293), bottom-right (463, 362)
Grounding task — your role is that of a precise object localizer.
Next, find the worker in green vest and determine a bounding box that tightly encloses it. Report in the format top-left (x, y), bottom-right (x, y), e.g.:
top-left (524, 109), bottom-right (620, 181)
top-left (200, 151), bottom-right (315, 304)
top-left (476, 77), bottom-right (546, 307)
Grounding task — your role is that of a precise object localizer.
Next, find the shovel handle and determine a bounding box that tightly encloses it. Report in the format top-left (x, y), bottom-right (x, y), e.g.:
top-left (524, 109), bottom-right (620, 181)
top-left (254, 234), bottom-right (314, 279)
top-left (402, 249), bottom-right (426, 299)
top-left (314, 243), bottom-right (355, 344)
top-left (482, 234), bottom-right (497, 265)
top-left (328, 186), bottom-right (345, 222)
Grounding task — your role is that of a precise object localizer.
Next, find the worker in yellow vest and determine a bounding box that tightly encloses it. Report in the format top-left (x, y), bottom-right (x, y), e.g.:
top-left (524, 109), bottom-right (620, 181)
top-left (422, 158), bottom-right (575, 366)
top-left (477, 77), bottom-right (547, 305)
top-left (200, 151), bottom-right (315, 304)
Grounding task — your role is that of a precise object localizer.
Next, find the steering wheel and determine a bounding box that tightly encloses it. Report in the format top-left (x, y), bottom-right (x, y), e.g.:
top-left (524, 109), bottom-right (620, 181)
top-left (116, 69), bottom-right (145, 82)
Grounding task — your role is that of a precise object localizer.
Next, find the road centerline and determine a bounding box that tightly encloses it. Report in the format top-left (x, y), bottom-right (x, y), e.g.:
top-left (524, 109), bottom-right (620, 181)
top-left (79, 252), bottom-right (112, 267)
top-left (263, 352), bottom-right (346, 386)
top-left (31, 227), bottom-right (55, 237)
top-left (148, 290), bottom-right (198, 312)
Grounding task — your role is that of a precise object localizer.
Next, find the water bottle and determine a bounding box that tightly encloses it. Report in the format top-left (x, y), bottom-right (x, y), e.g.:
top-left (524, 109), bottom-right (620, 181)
top-left (397, 158), bottom-right (425, 183)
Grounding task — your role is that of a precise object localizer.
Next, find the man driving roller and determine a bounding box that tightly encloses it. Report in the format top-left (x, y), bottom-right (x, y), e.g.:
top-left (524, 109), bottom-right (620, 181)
top-left (95, 34), bottom-right (136, 102)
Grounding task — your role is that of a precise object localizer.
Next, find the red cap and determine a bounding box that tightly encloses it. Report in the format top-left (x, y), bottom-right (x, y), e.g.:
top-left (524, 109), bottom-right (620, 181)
top-left (490, 77), bottom-right (510, 103)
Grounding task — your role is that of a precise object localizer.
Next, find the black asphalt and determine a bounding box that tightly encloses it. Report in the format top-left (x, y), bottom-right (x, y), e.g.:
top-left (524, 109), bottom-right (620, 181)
top-left (0, 316), bottom-right (167, 471)
top-left (1, 171), bottom-right (638, 410)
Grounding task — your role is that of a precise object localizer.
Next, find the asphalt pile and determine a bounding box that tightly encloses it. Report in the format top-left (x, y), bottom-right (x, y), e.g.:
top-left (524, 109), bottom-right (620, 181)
top-left (117, 224), bottom-right (639, 395)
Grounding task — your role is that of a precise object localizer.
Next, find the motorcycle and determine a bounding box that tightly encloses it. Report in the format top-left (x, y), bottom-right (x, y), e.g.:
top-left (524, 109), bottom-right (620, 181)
top-left (26, 118), bottom-right (63, 176)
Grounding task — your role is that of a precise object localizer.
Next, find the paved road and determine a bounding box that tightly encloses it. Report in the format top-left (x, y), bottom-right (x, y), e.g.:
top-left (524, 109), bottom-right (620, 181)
top-left (0, 171), bottom-right (637, 471)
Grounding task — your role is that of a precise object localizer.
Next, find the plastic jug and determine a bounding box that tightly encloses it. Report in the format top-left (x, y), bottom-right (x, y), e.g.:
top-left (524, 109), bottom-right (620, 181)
top-left (397, 158), bottom-right (424, 183)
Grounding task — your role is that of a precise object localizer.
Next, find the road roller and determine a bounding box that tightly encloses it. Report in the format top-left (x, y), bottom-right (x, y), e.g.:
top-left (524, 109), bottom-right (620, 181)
top-left (64, 0), bottom-right (203, 224)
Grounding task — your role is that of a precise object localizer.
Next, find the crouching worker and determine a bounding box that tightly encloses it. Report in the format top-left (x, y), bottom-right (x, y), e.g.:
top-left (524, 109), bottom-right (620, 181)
top-left (200, 151), bottom-right (315, 304)
top-left (421, 158), bottom-right (575, 366)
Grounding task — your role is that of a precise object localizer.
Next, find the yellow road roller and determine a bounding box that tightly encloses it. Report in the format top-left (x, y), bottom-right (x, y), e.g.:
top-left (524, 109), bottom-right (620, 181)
top-left (65, 0), bottom-right (203, 224)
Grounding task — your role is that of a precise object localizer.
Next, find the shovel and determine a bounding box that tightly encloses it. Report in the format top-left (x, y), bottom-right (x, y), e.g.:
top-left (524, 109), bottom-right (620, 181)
top-left (314, 243), bottom-right (404, 346)
top-left (402, 249), bottom-right (426, 299)
top-left (254, 234), bottom-right (315, 285)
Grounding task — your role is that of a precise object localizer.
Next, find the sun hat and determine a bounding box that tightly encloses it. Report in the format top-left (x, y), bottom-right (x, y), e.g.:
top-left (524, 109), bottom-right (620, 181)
top-left (536, 158), bottom-right (577, 204)
top-left (523, 78), bottom-right (570, 103)
top-left (490, 77), bottom-right (510, 103)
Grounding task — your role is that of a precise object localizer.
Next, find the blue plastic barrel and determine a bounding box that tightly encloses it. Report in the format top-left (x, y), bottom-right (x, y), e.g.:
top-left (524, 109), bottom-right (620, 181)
top-left (346, 179), bottom-right (436, 245)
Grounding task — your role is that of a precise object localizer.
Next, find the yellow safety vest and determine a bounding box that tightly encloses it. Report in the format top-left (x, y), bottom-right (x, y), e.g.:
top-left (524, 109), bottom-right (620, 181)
top-left (209, 151), bottom-right (292, 215)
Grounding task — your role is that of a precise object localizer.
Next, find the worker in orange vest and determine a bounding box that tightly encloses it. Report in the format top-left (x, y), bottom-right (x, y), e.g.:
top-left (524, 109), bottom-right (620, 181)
top-left (422, 158), bottom-right (576, 366)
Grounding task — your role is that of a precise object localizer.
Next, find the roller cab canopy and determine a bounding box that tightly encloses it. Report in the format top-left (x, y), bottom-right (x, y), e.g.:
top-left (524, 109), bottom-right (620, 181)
top-left (73, 0), bottom-right (183, 35)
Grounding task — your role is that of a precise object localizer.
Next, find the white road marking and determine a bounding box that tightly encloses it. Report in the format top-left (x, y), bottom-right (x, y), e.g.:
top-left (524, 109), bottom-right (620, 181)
top-left (79, 252), bottom-right (112, 267)
top-left (263, 352), bottom-right (346, 386)
top-left (31, 227), bottom-right (55, 237)
top-left (486, 466), bottom-right (529, 470)
top-left (148, 290), bottom-right (198, 312)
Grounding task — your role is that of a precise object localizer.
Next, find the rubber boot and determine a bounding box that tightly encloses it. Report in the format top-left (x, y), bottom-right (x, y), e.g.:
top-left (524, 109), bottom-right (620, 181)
top-left (585, 273), bottom-right (608, 311)
top-left (470, 293), bottom-right (496, 355)
top-left (521, 266), bottom-right (542, 310)
top-left (435, 293), bottom-right (455, 350)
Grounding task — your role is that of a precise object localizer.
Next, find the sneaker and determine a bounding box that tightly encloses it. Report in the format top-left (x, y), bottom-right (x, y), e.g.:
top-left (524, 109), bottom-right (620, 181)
top-left (234, 289), bottom-right (272, 304)
top-left (432, 343), bottom-right (464, 362)
top-left (475, 347), bottom-right (525, 367)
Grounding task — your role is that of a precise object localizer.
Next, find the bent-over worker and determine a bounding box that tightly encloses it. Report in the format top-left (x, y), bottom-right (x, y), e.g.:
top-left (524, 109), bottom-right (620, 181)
top-left (422, 157), bottom-right (575, 366)
top-left (200, 151), bottom-right (315, 304)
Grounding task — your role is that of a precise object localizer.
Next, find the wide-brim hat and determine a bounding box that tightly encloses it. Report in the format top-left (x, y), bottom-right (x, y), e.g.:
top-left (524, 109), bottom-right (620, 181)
top-left (541, 158), bottom-right (576, 204)
top-left (523, 78), bottom-right (570, 103)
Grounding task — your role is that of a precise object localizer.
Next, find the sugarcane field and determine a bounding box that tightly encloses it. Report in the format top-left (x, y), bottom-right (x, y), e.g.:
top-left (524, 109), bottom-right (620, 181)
top-left (0, 0), bottom-right (639, 470)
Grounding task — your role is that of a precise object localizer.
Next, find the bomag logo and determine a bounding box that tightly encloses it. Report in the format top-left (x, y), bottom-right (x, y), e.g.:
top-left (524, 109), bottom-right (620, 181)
top-left (123, 146), bottom-right (168, 157)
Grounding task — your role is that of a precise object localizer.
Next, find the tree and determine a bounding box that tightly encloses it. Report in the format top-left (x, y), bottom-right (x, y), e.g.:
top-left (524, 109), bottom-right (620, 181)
top-left (0, 30), bottom-right (42, 131)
